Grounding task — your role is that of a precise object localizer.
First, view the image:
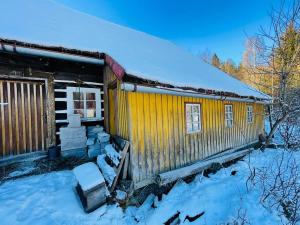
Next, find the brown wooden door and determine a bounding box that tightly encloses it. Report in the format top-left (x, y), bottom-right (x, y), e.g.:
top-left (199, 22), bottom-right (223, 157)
top-left (0, 79), bottom-right (47, 158)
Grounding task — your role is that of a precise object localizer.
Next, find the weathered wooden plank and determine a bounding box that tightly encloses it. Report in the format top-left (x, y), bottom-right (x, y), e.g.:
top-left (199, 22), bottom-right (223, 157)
top-left (7, 82), bottom-right (13, 154)
top-left (131, 92), bottom-right (140, 182)
top-left (127, 92), bottom-right (139, 182)
top-left (122, 152), bottom-right (129, 180)
top-left (149, 94), bottom-right (158, 174)
top-left (0, 81), bottom-right (5, 157)
top-left (33, 84), bottom-right (38, 150)
top-left (210, 99), bottom-right (216, 156)
top-left (40, 84), bottom-right (45, 150)
top-left (161, 94), bottom-right (170, 171)
top-left (14, 82), bottom-right (19, 153)
top-left (27, 83), bottom-right (32, 151)
top-left (215, 100), bottom-right (221, 154)
top-left (110, 141), bottom-right (129, 192)
top-left (137, 93), bottom-right (145, 182)
top-left (157, 148), bottom-right (252, 186)
top-left (171, 95), bottom-right (179, 168)
top-left (167, 95), bottom-right (175, 170)
top-left (155, 94), bottom-right (164, 173)
top-left (202, 98), bottom-right (208, 157)
top-left (177, 96), bottom-right (184, 167)
top-left (143, 93), bottom-right (151, 178)
top-left (21, 83), bottom-right (26, 152)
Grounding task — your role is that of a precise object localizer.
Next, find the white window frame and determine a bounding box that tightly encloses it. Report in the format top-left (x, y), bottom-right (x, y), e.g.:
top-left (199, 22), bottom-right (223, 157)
top-left (186, 103), bottom-right (201, 134)
top-left (225, 104), bottom-right (233, 128)
top-left (247, 105), bottom-right (254, 124)
top-left (66, 87), bottom-right (102, 122)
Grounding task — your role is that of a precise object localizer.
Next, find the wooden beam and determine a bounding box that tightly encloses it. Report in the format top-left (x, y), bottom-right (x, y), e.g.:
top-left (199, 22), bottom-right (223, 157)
top-left (107, 79), bottom-right (117, 89)
top-left (0, 81), bottom-right (5, 156)
top-left (110, 141), bottom-right (130, 192)
top-left (122, 152), bottom-right (129, 180)
top-left (156, 148), bottom-right (252, 186)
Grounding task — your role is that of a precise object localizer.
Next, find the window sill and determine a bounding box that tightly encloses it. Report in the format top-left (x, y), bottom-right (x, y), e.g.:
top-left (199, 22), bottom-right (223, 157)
top-left (81, 117), bottom-right (104, 122)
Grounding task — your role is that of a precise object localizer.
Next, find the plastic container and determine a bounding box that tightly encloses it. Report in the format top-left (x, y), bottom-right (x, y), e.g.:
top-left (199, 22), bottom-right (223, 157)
top-left (48, 146), bottom-right (60, 159)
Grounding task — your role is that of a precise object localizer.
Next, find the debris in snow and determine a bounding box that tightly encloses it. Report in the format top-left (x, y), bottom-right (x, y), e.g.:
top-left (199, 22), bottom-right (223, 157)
top-left (164, 211), bottom-right (180, 225)
top-left (97, 154), bottom-right (116, 186)
top-left (115, 190), bottom-right (127, 201)
top-left (73, 162), bottom-right (105, 192)
top-left (184, 211), bottom-right (205, 222)
top-left (104, 144), bottom-right (121, 167)
top-left (231, 170), bottom-right (237, 176)
top-left (0, 148), bottom-right (293, 224)
top-left (8, 166), bottom-right (35, 178)
top-left (134, 194), bottom-right (156, 222)
top-left (86, 137), bottom-right (96, 146)
top-left (152, 196), bottom-right (159, 208)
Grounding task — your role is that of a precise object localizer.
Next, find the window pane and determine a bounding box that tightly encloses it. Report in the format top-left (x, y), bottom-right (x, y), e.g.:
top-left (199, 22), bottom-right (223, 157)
top-left (186, 104), bottom-right (201, 133)
top-left (86, 109), bottom-right (96, 118)
top-left (87, 101), bottom-right (96, 109)
top-left (192, 105), bottom-right (199, 113)
top-left (193, 115), bottom-right (199, 122)
top-left (86, 93), bottom-right (96, 101)
top-left (187, 123), bottom-right (193, 132)
top-left (193, 122), bottom-right (200, 131)
top-left (186, 112), bottom-right (192, 122)
top-left (73, 92), bottom-right (83, 100)
top-left (186, 105), bottom-right (191, 114)
top-left (74, 109), bottom-right (84, 118)
top-left (74, 101), bottom-right (84, 109)
top-left (226, 105), bottom-right (232, 112)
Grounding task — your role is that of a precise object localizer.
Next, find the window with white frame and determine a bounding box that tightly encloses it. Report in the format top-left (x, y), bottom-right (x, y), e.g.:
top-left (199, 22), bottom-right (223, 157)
top-left (247, 105), bottom-right (254, 123)
top-left (66, 87), bottom-right (101, 121)
top-left (186, 103), bottom-right (201, 133)
top-left (225, 105), bottom-right (233, 128)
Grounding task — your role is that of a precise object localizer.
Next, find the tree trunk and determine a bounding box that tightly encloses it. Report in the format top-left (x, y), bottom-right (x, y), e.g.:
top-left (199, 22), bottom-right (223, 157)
top-left (265, 112), bottom-right (290, 145)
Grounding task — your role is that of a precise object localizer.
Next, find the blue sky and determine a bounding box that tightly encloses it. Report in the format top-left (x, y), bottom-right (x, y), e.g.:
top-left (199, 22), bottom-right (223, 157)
top-left (56, 0), bottom-right (278, 64)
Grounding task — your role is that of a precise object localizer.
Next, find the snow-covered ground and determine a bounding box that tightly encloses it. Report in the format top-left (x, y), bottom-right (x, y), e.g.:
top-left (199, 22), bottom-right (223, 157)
top-left (0, 147), bottom-right (298, 225)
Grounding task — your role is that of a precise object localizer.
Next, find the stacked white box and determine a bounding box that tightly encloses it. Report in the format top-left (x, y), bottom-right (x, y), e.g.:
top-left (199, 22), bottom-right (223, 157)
top-left (60, 114), bottom-right (87, 152)
top-left (68, 114), bottom-right (81, 128)
top-left (86, 126), bottom-right (110, 158)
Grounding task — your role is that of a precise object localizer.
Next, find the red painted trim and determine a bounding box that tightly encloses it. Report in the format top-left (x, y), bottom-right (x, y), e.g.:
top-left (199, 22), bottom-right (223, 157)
top-left (104, 54), bottom-right (125, 80)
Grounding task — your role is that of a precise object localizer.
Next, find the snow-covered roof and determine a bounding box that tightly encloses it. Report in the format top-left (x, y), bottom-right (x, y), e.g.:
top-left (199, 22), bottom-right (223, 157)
top-left (0, 0), bottom-right (269, 100)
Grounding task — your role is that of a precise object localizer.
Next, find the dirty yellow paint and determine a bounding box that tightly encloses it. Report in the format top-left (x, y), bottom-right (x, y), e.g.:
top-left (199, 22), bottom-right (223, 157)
top-left (103, 66), bottom-right (265, 187)
top-left (126, 92), bottom-right (265, 185)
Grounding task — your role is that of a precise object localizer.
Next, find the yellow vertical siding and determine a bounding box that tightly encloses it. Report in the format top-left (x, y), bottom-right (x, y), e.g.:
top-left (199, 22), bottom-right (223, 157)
top-left (104, 66), bottom-right (130, 140)
top-left (126, 92), bottom-right (265, 185)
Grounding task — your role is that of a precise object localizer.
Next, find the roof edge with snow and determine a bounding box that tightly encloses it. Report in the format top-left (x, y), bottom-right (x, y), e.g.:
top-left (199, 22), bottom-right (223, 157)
top-left (0, 38), bottom-right (271, 103)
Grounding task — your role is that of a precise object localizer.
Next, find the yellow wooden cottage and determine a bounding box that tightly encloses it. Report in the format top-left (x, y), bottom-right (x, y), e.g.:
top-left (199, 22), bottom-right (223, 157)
top-left (0, 0), bottom-right (270, 188)
top-left (103, 67), bottom-right (267, 188)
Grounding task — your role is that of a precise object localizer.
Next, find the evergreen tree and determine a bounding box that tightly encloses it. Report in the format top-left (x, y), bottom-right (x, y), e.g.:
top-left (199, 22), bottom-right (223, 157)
top-left (274, 23), bottom-right (300, 88)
